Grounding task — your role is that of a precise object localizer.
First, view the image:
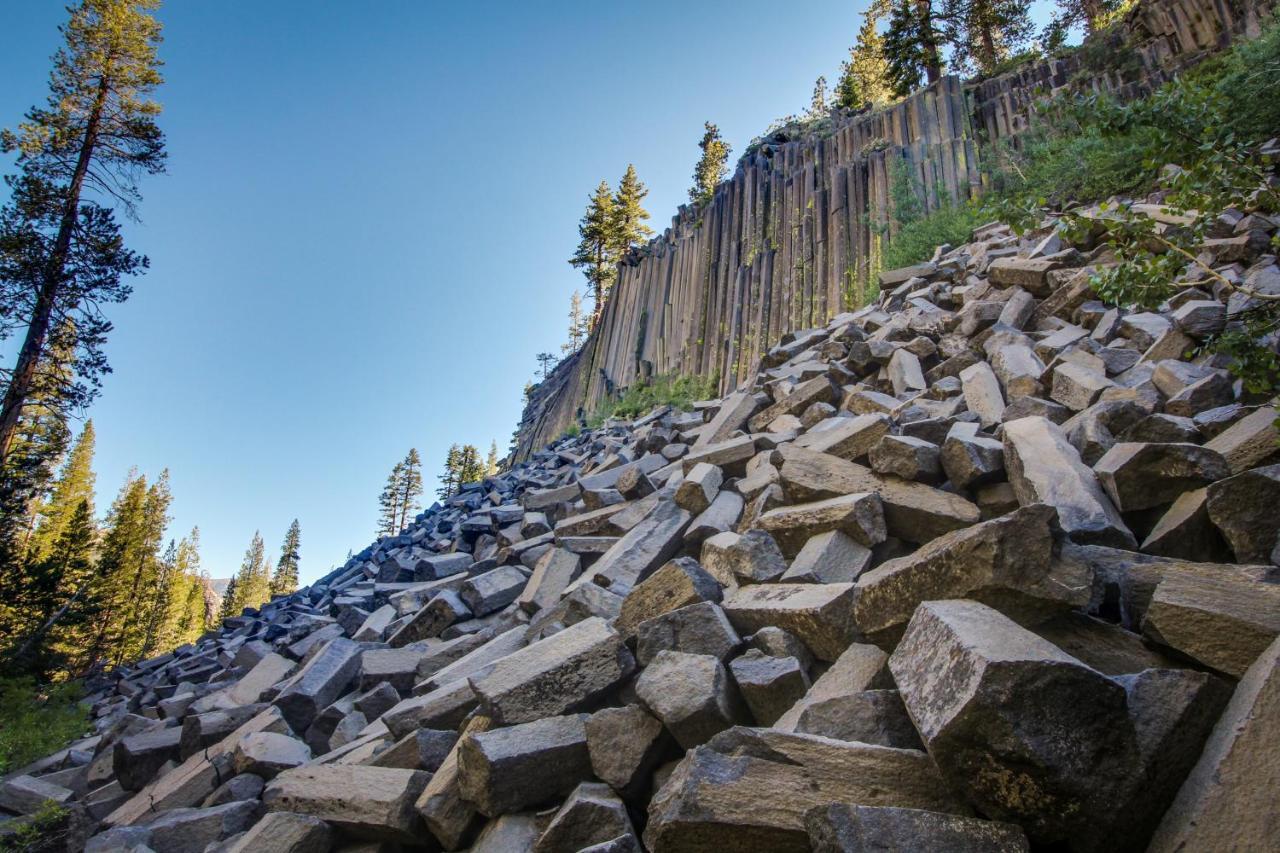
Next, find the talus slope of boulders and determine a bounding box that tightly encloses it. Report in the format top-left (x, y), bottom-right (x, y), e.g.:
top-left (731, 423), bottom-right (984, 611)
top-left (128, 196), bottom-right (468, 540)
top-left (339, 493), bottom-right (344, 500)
top-left (4, 200), bottom-right (1280, 852)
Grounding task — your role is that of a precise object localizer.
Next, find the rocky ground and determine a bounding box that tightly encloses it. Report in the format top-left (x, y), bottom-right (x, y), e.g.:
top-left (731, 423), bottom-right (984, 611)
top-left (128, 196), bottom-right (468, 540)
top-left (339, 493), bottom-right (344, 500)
top-left (3, 203), bottom-right (1279, 852)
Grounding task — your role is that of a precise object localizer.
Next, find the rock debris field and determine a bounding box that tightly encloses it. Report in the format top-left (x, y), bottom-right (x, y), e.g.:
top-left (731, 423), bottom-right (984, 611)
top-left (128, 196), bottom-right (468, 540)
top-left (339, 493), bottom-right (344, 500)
top-left (4, 209), bottom-right (1279, 852)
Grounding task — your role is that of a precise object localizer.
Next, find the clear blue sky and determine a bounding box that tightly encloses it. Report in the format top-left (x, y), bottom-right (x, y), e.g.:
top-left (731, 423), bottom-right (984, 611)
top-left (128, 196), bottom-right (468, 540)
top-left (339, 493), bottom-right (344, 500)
top-left (1, 0), bottom-right (1060, 584)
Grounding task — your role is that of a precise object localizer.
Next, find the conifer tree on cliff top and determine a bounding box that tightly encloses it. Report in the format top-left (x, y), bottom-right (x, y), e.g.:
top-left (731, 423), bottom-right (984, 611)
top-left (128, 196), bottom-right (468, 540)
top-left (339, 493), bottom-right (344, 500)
top-left (570, 180), bottom-right (619, 328)
top-left (689, 122), bottom-right (731, 208)
top-left (837, 7), bottom-right (894, 109)
top-left (0, 0), bottom-right (166, 464)
top-left (611, 165), bottom-right (652, 255)
top-left (271, 519), bottom-right (301, 597)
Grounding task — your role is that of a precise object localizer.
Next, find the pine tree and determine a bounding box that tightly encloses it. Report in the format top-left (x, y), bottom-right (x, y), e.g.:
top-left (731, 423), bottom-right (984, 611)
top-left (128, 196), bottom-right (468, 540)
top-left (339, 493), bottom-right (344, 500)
top-left (941, 0), bottom-right (1033, 76)
top-left (689, 122), bottom-right (731, 208)
top-left (562, 290), bottom-right (589, 354)
top-left (139, 539), bottom-right (177, 658)
top-left (0, 0), bottom-right (166, 462)
top-left (569, 181), bottom-right (619, 327)
top-left (27, 419), bottom-right (95, 564)
top-left (1044, 0), bottom-right (1116, 44)
top-left (610, 165), bottom-right (652, 255)
top-left (437, 444), bottom-right (462, 501)
top-left (837, 9), bottom-right (894, 110)
top-left (270, 519), bottom-right (301, 597)
top-left (536, 352), bottom-right (557, 379)
top-left (377, 459), bottom-right (406, 537)
top-left (810, 76), bottom-right (830, 117)
top-left (456, 445), bottom-right (486, 488)
top-left (231, 531), bottom-right (270, 613)
top-left (883, 0), bottom-right (945, 96)
top-left (216, 576), bottom-right (239, 623)
top-left (84, 471), bottom-right (149, 668)
top-left (485, 440), bottom-right (500, 477)
top-left (396, 449), bottom-right (423, 531)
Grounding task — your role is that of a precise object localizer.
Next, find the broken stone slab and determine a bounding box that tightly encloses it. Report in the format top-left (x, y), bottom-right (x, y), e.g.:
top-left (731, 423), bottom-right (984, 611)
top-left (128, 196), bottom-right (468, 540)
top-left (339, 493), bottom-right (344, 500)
top-left (793, 688), bottom-right (921, 750)
top-left (370, 728), bottom-right (458, 773)
top-left (263, 764), bottom-right (429, 843)
top-left (415, 552), bottom-right (474, 582)
top-left (469, 616), bottom-right (635, 725)
top-left (869, 434), bottom-right (943, 484)
top-left (699, 529), bottom-right (787, 587)
top-left (1141, 567), bottom-right (1280, 677)
top-left (727, 650), bottom-right (810, 726)
top-left (685, 488), bottom-right (745, 548)
top-left (1203, 405), bottom-right (1279, 474)
top-left (0, 774), bottom-right (74, 815)
top-left (748, 377), bottom-right (836, 433)
top-left (144, 800), bottom-right (259, 853)
top-left (357, 646), bottom-right (428, 693)
top-left (806, 804), bottom-right (1030, 852)
top-left (988, 256), bottom-right (1060, 292)
top-left (388, 590), bottom-right (473, 647)
top-left (272, 638), bottom-right (362, 732)
top-left (227, 653), bottom-right (296, 706)
top-left (517, 547), bottom-right (582, 614)
top-left (1147, 637), bottom-right (1280, 853)
top-left (940, 430), bottom-right (1005, 491)
top-left (681, 435), bottom-right (756, 473)
top-left (890, 600), bottom-right (1137, 850)
top-left (1003, 416), bottom-right (1135, 547)
top-left (224, 811), bottom-right (332, 853)
top-left (779, 446), bottom-right (980, 544)
top-left (793, 413), bottom-right (891, 460)
top-left (457, 714), bottom-right (593, 817)
top-left (722, 583), bottom-right (858, 662)
top-left (585, 704), bottom-right (672, 797)
top-left (756, 492), bottom-right (886, 557)
top-left (674, 462), bottom-right (722, 514)
top-left (415, 715), bottom-right (491, 849)
top-left (1205, 463), bottom-right (1280, 564)
top-left (616, 557), bottom-right (722, 636)
top-left (381, 680), bottom-right (478, 739)
top-left (575, 500), bottom-right (692, 595)
top-left (635, 651), bottom-right (746, 749)
top-left (888, 348), bottom-right (928, 397)
top-left (695, 391), bottom-right (763, 448)
top-left (644, 727), bottom-right (969, 853)
top-left (781, 529), bottom-right (872, 584)
top-left (230, 732), bottom-right (310, 780)
top-left (635, 601), bottom-right (741, 666)
top-left (960, 361), bottom-right (1005, 428)
top-left (468, 813), bottom-right (548, 853)
top-left (1093, 442), bottom-right (1230, 513)
top-left (852, 505), bottom-right (1084, 645)
top-left (113, 725), bottom-right (182, 791)
top-left (534, 781), bottom-right (636, 853)
top-left (459, 565), bottom-right (528, 617)
top-left (775, 642), bottom-right (888, 731)
top-left (1050, 362), bottom-right (1114, 411)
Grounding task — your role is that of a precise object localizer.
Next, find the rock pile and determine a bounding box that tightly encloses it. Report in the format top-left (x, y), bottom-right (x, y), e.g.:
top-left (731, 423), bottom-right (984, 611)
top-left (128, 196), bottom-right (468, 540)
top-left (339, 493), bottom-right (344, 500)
top-left (4, 207), bottom-right (1279, 852)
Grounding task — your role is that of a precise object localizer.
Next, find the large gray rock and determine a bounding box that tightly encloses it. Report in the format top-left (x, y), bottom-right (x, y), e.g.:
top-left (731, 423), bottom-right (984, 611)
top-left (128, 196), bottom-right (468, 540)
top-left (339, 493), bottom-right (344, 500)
top-left (645, 727), bottom-right (969, 853)
top-left (262, 764), bottom-right (429, 842)
top-left (616, 557), bottom-right (722, 636)
top-left (518, 547), bottom-right (582, 614)
top-left (459, 565), bottom-right (528, 616)
top-left (456, 714), bottom-right (593, 816)
top-left (635, 651), bottom-right (746, 748)
top-left (722, 583), bottom-right (858, 662)
top-left (1093, 442), bottom-right (1230, 512)
top-left (272, 638), bottom-right (362, 731)
top-left (469, 616), bottom-right (635, 725)
top-left (533, 782), bottom-right (636, 853)
top-left (775, 642), bottom-right (888, 732)
top-left (1002, 416), bottom-right (1135, 547)
top-left (699, 530), bottom-right (788, 586)
top-left (889, 600), bottom-right (1138, 850)
top-left (782, 529), bottom-right (872, 584)
top-left (1205, 463), bottom-right (1280, 563)
top-left (579, 500), bottom-right (692, 595)
top-left (728, 650), bottom-right (810, 726)
top-left (852, 505), bottom-right (1086, 645)
top-left (230, 732), bottom-right (310, 780)
top-left (225, 812), bottom-right (332, 853)
top-left (1147, 637), bottom-right (1280, 852)
top-left (806, 804), bottom-right (1029, 852)
top-left (144, 800), bottom-right (258, 853)
top-left (793, 688), bottom-right (922, 750)
top-left (756, 493), bottom-right (886, 557)
top-left (585, 704), bottom-right (671, 796)
top-left (635, 601), bottom-right (741, 666)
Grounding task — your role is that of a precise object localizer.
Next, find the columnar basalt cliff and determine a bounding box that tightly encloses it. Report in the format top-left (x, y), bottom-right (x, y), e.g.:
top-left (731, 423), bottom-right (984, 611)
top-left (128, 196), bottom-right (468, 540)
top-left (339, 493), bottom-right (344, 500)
top-left (513, 0), bottom-right (1258, 460)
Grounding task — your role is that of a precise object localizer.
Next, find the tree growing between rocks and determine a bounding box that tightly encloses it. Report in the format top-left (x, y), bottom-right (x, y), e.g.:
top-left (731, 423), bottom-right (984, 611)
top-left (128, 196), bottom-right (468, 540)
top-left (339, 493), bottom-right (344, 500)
top-left (689, 122), bottom-right (731, 208)
top-left (270, 519), bottom-right (301, 597)
top-left (563, 290), bottom-right (589, 354)
top-left (378, 450), bottom-right (423, 536)
top-left (0, 0), bottom-right (166, 464)
top-left (570, 181), bottom-right (619, 328)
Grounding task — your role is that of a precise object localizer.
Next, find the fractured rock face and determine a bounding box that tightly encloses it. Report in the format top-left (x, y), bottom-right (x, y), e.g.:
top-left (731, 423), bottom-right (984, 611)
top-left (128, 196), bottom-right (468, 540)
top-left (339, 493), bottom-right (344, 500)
top-left (262, 764), bottom-right (429, 843)
top-left (889, 600), bottom-right (1138, 850)
top-left (806, 804), bottom-right (1030, 853)
top-left (635, 651), bottom-right (746, 749)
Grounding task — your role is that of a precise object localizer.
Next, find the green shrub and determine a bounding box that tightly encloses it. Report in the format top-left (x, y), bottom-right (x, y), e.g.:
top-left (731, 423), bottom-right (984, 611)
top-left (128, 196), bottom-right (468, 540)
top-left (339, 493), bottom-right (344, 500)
top-left (0, 678), bottom-right (89, 775)
top-left (0, 800), bottom-right (70, 852)
top-left (880, 200), bottom-right (985, 270)
top-left (586, 373), bottom-right (719, 427)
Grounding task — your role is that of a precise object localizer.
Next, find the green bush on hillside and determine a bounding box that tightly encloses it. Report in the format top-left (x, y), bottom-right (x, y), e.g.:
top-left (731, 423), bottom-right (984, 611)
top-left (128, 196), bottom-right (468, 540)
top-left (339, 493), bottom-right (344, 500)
top-left (586, 373), bottom-right (719, 428)
top-left (0, 678), bottom-right (89, 776)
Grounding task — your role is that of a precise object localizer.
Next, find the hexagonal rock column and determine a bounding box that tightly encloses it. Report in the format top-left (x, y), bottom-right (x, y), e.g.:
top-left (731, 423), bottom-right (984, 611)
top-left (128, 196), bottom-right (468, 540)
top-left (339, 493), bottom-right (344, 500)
top-left (889, 600), bottom-right (1138, 851)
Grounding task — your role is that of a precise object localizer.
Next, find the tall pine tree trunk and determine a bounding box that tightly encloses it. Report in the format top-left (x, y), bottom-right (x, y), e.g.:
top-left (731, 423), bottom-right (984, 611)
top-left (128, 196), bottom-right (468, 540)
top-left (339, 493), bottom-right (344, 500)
top-left (0, 76), bottom-right (110, 463)
top-left (916, 0), bottom-right (943, 83)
